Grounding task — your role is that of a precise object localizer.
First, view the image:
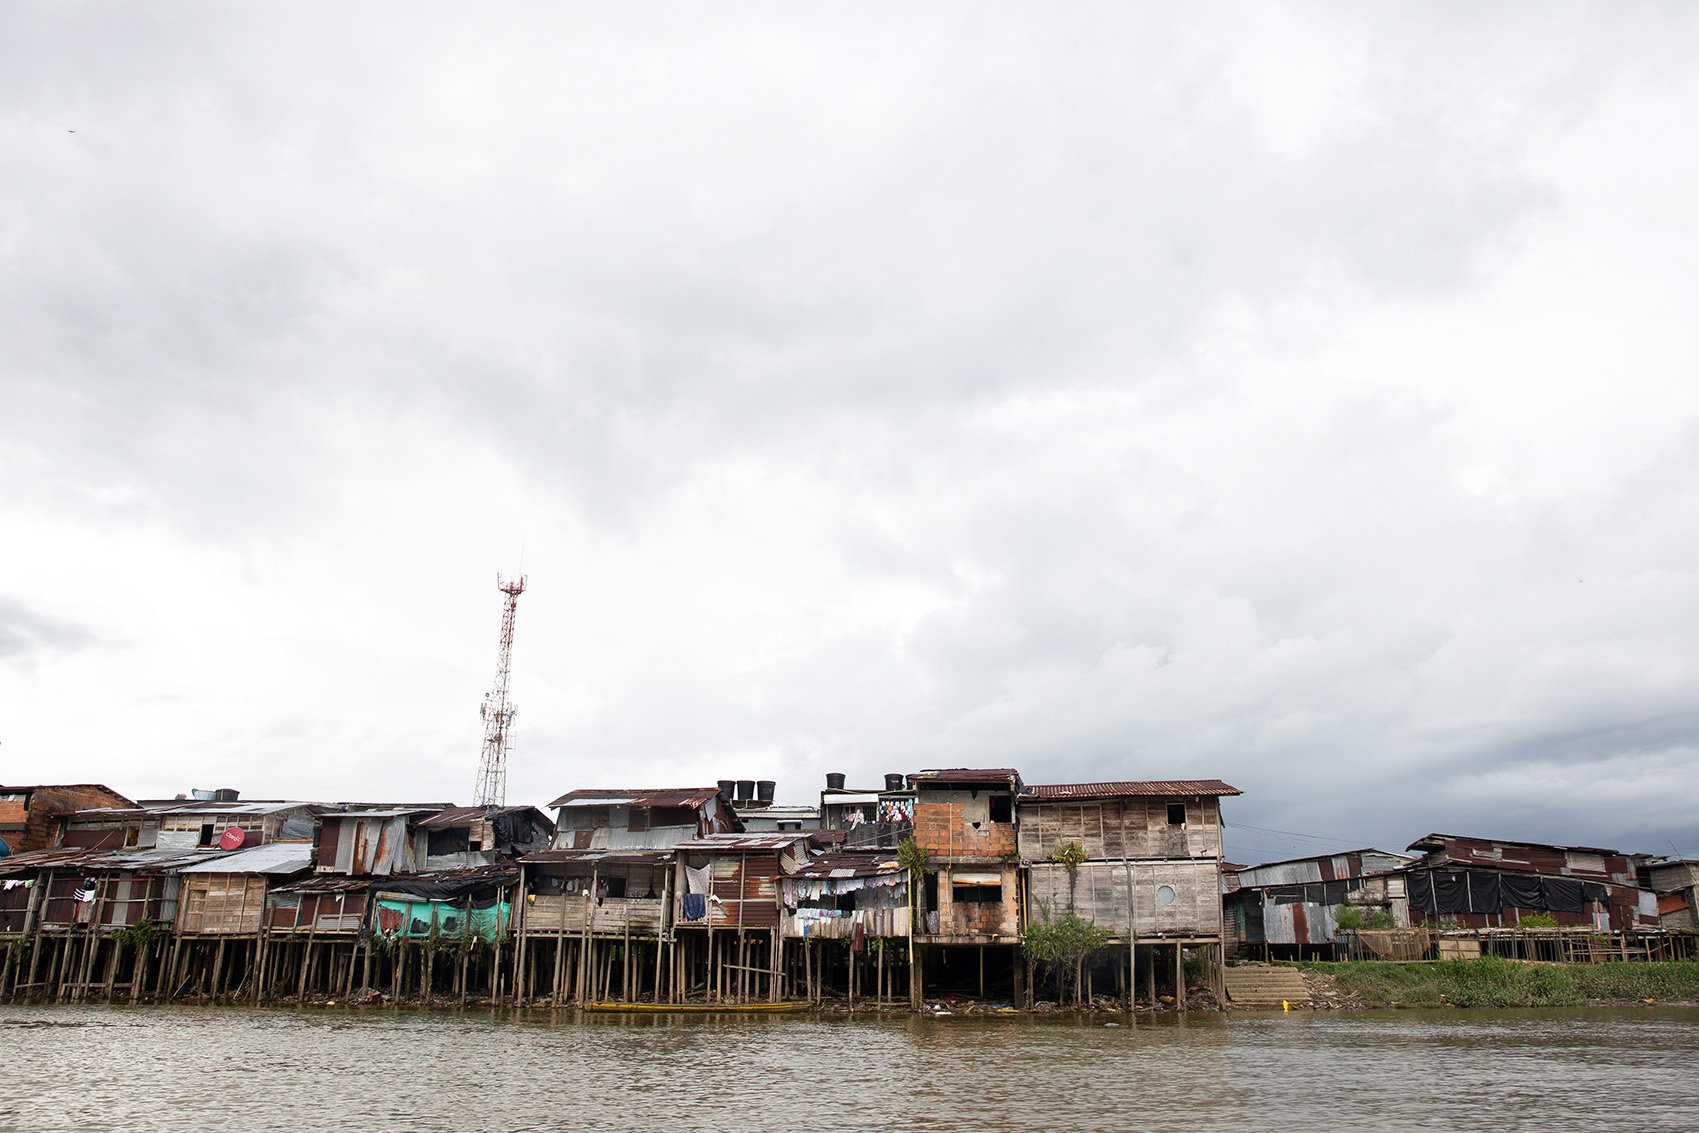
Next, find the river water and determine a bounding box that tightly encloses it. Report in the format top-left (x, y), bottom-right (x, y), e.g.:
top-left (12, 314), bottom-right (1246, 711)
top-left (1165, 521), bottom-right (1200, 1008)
top-left (2, 1004), bottom-right (1695, 1132)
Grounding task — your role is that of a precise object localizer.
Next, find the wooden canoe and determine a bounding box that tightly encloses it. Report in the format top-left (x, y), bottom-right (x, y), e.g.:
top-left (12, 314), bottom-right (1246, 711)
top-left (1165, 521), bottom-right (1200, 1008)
top-left (584, 1001), bottom-right (810, 1014)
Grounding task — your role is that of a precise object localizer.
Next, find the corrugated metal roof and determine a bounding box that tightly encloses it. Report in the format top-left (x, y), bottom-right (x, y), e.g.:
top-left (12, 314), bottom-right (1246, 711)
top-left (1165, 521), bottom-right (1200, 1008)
top-left (739, 805), bottom-right (821, 819)
top-left (0, 847), bottom-right (232, 876)
top-left (546, 787), bottom-right (721, 809)
top-left (1022, 779), bottom-right (1242, 800)
top-left (674, 833), bottom-right (814, 853)
top-left (521, 848), bottom-right (675, 864)
top-left (178, 843), bottom-right (314, 875)
top-left (1407, 832), bottom-right (1633, 858)
top-left (787, 851), bottom-right (904, 879)
top-left (1231, 849), bottom-right (1413, 872)
top-left (274, 875), bottom-right (372, 894)
top-left (416, 805), bottom-right (545, 829)
top-left (142, 800), bottom-right (318, 816)
top-left (909, 768), bottom-right (1020, 784)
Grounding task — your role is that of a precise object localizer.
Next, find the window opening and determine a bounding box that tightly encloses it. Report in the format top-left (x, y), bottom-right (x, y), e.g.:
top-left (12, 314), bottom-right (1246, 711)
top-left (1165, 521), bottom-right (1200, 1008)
top-left (1167, 803), bottom-right (1187, 826)
top-left (953, 884), bottom-right (1003, 905)
top-left (989, 795), bottom-right (1012, 823)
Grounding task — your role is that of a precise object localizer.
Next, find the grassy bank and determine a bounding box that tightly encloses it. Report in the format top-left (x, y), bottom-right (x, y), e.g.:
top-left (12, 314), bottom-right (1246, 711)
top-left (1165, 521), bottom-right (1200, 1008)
top-left (1295, 959), bottom-right (1699, 1009)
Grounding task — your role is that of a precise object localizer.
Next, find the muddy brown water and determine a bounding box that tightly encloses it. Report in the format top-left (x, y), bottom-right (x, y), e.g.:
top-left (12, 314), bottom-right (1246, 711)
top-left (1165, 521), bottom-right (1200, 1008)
top-left (2, 1004), bottom-right (1695, 1132)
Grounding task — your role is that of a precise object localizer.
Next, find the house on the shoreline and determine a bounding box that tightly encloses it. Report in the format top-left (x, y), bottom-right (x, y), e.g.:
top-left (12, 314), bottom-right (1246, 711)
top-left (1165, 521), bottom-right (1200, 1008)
top-left (1019, 779), bottom-right (1242, 1003)
top-left (1222, 849), bottom-right (1416, 960)
top-left (1403, 833), bottom-right (1659, 938)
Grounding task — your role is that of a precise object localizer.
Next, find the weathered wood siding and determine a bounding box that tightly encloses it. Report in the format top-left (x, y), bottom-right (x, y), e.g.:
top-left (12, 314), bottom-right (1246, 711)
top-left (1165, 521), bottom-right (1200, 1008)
top-left (912, 791), bottom-right (1017, 861)
top-left (179, 875), bottom-right (268, 934)
top-left (523, 893), bottom-right (666, 936)
top-left (268, 890), bottom-right (369, 933)
top-left (1016, 798), bottom-right (1223, 861)
top-left (1026, 860), bottom-right (1223, 937)
top-left (36, 873), bottom-right (179, 929)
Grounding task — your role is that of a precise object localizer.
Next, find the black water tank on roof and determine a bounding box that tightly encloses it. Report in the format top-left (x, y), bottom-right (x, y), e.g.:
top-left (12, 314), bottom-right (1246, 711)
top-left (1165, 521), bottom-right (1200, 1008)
top-left (736, 779), bottom-right (755, 801)
top-left (756, 780), bottom-right (775, 803)
top-left (825, 772), bottom-right (846, 791)
top-left (717, 779), bottom-right (736, 799)
top-left (884, 773), bottom-right (905, 792)
top-left (214, 788), bottom-right (240, 802)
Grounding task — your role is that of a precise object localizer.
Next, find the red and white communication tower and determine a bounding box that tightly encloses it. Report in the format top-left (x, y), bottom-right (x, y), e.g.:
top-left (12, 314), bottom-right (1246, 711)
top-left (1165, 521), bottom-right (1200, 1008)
top-left (473, 574), bottom-right (527, 807)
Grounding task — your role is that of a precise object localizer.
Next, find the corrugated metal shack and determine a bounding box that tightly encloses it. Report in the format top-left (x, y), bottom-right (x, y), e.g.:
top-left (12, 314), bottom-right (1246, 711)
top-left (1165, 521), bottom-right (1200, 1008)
top-left (673, 832), bottom-right (813, 1004)
top-left (781, 849), bottom-right (910, 1006)
top-left (0, 845), bottom-right (210, 1002)
top-left (1404, 833), bottom-right (1671, 960)
top-left (1643, 860), bottom-right (1699, 930)
top-left (1223, 849), bottom-right (1416, 961)
top-left (312, 806), bottom-right (443, 876)
top-left (515, 787), bottom-right (735, 1006)
top-left (147, 799), bottom-right (319, 851)
top-left (416, 805), bottom-right (555, 870)
top-left (1019, 780), bottom-right (1242, 1008)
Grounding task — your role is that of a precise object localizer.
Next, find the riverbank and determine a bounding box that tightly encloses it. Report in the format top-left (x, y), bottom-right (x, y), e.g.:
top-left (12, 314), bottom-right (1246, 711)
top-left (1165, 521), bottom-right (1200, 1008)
top-left (1293, 958), bottom-right (1699, 1009)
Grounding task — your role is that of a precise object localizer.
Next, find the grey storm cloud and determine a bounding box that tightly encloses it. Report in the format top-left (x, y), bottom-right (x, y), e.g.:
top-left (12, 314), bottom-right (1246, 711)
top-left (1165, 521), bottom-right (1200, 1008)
top-left (1, 3), bottom-right (1697, 863)
top-left (0, 598), bottom-right (95, 663)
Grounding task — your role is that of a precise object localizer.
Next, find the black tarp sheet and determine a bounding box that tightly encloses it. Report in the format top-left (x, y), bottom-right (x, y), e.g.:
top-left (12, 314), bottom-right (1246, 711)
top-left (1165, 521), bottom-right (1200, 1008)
top-left (1408, 869), bottom-right (1612, 915)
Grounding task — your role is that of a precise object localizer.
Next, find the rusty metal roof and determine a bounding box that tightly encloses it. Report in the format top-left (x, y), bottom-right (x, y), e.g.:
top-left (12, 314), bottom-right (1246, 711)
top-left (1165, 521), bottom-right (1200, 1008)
top-left (274, 875), bottom-right (372, 894)
top-left (416, 805), bottom-right (547, 829)
top-left (674, 832), bottom-right (814, 853)
top-left (1406, 832), bottom-right (1635, 859)
top-left (521, 848), bottom-right (675, 865)
top-left (0, 846), bottom-right (232, 876)
top-left (1229, 849), bottom-right (1412, 872)
top-left (547, 787), bottom-right (721, 809)
top-left (908, 769), bottom-right (1021, 786)
top-left (787, 851), bottom-right (904, 879)
top-left (1022, 779), bottom-right (1242, 800)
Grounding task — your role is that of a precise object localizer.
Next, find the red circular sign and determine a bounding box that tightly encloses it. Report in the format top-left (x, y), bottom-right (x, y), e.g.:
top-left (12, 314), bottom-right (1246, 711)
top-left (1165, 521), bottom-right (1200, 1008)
top-left (218, 826), bottom-right (246, 850)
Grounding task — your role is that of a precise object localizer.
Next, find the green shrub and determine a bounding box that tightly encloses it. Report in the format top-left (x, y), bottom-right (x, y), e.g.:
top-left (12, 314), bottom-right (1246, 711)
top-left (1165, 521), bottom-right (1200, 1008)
top-left (1296, 959), bottom-right (1699, 1009)
top-left (1023, 912), bottom-right (1112, 1004)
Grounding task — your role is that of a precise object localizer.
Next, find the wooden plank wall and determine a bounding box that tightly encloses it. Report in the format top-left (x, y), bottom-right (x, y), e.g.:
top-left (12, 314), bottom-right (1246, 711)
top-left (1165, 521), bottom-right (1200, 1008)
top-left (1016, 798), bottom-right (1223, 861)
top-left (524, 893), bottom-right (666, 935)
top-left (179, 875), bottom-right (268, 934)
top-left (1026, 860), bottom-right (1223, 937)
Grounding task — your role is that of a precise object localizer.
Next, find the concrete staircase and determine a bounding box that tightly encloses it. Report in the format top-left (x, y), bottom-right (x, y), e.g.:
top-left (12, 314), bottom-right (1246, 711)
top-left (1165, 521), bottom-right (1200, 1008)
top-left (1222, 963), bottom-right (1312, 1010)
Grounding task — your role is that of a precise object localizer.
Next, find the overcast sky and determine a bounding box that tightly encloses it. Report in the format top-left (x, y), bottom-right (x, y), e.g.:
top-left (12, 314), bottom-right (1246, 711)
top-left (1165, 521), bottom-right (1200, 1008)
top-left (3, 3), bottom-right (1697, 864)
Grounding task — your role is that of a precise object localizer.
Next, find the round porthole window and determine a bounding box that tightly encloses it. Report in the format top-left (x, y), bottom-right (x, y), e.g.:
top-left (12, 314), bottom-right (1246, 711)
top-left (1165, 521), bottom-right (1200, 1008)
top-left (1156, 885), bottom-right (1176, 905)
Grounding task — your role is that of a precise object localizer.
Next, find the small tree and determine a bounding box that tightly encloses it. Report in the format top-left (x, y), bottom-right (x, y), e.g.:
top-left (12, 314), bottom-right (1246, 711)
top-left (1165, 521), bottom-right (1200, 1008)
top-left (1023, 905), bottom-right (1112, 1005)
top-left (1334, 905), bottom-right (1395, 932)
top-left (1051, 840), bottom-right (1087, 914)
top-left (898, 837), bottom-right (931, 1009)
top-left (897, 836), bottom-right (931, 924)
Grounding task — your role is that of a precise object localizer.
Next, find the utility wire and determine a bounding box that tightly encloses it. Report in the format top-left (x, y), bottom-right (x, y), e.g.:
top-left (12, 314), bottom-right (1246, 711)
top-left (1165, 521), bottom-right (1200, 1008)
top-left (1224, 821), bottom-right (1365, 846)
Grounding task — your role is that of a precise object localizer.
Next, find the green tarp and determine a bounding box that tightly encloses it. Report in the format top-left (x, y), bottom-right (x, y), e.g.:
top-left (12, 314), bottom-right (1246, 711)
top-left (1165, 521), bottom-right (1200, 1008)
top-left (374, 897), bottom-right (510, 942)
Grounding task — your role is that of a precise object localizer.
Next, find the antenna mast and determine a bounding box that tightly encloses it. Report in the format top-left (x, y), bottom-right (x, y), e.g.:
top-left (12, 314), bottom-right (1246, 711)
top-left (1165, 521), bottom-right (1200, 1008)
top-left (473, 574), bottom-right (527, 807)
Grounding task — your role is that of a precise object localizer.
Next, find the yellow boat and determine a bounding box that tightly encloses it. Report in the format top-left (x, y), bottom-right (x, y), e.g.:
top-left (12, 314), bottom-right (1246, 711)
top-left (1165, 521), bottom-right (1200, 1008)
top-left (584, 1001), bottom-right (810, 1014)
